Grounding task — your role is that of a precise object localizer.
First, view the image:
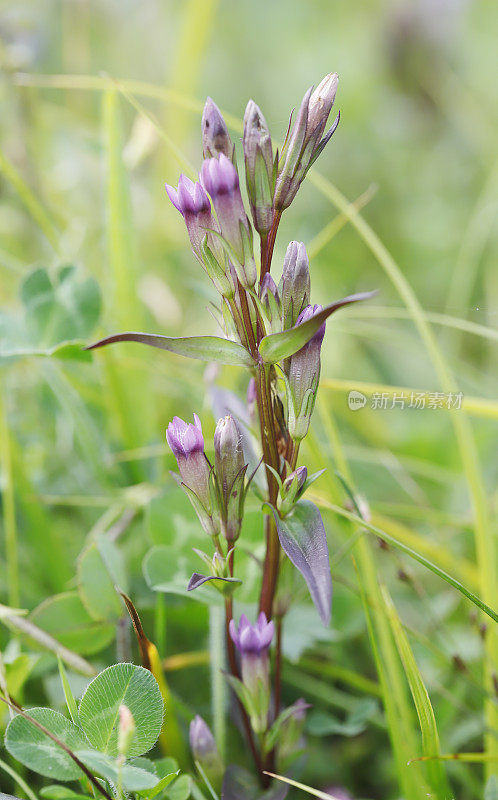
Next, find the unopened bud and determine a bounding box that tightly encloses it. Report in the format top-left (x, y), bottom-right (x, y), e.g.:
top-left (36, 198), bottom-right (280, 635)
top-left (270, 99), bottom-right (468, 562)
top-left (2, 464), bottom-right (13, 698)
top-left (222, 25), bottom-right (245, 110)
top-left (288, 305), bottom-right (325, 442)
top-left (274, 72), bottom-right (339, 211)
top-left (243, 100), bottom-right (274, 235)
top-left (279, 241), bottom-right (310, 330)
top-left (189, 715), bottom-right (224, 791)
top-left (280, 466), bottom-right (307, 516)
top-left (118, 705), bottom-right (135, 757)
top-left (214, 415), bottom-right (244, 499)
top-left (202, 97), bottom-right (235, 162)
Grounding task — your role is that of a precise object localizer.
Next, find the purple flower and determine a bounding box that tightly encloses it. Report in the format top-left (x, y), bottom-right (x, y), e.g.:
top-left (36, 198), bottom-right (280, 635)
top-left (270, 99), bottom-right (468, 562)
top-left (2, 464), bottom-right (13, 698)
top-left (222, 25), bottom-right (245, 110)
top-left (229, 613), bottom-right (274, 731)
top-left (229, 612), bottom-right (274, 656)
top-left (202, 97), bottom-right (235, 162)
top-left (166, 414), bottom-right (211, 510)
top-left (165, 174), bottom-right (219, 259)
top-left (274, 72), bottom-right (339, 212)
top-left (288, 305), bottom-right (325, 441)
top-left (200, 155), bottom-right (256, 287)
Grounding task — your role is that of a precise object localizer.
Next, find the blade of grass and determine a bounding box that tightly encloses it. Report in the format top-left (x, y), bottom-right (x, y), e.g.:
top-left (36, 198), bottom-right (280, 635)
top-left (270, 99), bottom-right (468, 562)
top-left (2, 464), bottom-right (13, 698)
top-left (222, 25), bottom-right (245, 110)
top-left (0, 385), bottom-right (19, 607)
top-left (57, 655), bottom-right (78, 724)
top-left (0, 755), bottom-right (40, 800)
top-left (209, 605), bottom-right (226, 760)
top-left (316, 497), bottom-right (498, 626)
top-left (0, 145), bottom-right (60, 253)
top-left (347, 305), bottom-right (498, 344)
top-left (381, 585), bottom-right (452, 800)
top-left (307, 169), bottom-right (497, 775)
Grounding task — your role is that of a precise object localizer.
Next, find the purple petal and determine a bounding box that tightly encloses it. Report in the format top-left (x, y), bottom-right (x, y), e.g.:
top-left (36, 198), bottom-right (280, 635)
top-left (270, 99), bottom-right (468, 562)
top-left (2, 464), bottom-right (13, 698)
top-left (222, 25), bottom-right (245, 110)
top-left (165, 183), bottom-right (182, 213)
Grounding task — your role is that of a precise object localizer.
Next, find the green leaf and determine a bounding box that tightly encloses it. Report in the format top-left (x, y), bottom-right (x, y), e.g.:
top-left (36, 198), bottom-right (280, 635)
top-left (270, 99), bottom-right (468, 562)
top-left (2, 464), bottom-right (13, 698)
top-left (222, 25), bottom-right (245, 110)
top-left (143, 545), bottom-right (223, 605)
top-left (40, 787), bottom-right (92, 800)
top-left (58, 656), bottom-right (78, 724)
top-left (77, 538), bottom-right (125, 621)
top-left (382, 586), bottom-right (452, 800)
top-left (77, 749), bottom-right (159, 791)
top-left (258, 291), bottom-right (376, 363)
top-left (22, 266), bottom-right (101, 349)
top-left (78, 663), bottom-right (163, 757)
top-left (265, 501), bottom-right (332, 625)
top-left (5, 708), bottom-right (87, 781)
top-left (30, 591), bottom-right (115, 655)
top-left (86, 331), bottom-right (254, 366)
top-left (163, 775), bottom-right (191, 800)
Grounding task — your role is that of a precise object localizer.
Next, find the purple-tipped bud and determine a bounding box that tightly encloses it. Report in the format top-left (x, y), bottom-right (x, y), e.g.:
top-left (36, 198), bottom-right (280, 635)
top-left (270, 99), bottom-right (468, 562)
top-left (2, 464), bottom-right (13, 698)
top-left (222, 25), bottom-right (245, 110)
top-left (243, 100), bottom-right (274, 235)
top-left (165, 174), bottom-right (218, 259)
top-left (166, 414), bottom-right (211, 511)
top-left (214, 415), bottom-right (246, 542)
top-left (200, 155), bottom-right (256, 287)
top-left (229, 612), bottom-right (274, 656)
top-left (214, 415), bottom-right (244, 500)
top-left (288, 305), bottom-right (325, 442)
top-left (190, 715), bottom-right (224, 790)
top-left (279, 241), bottom-right (310, 330)
top-left (274, 72), bottom-right (339, 212)
top-left (280, 466), bottom-right (308, 516)
top-left (202, 97), bottom-right (235, 162)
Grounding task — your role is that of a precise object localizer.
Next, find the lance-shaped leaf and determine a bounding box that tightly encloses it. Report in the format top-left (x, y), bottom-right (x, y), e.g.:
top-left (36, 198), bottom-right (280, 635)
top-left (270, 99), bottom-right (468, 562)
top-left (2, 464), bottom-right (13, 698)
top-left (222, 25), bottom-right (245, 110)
top-left (266, 500), bottom-right (332, 625)
top-left (258, 290), bottom-right (377, 363)
top-left (85, 332), bottom-right (254, 367)
top-left (187, 573), bottom-right (242, 595)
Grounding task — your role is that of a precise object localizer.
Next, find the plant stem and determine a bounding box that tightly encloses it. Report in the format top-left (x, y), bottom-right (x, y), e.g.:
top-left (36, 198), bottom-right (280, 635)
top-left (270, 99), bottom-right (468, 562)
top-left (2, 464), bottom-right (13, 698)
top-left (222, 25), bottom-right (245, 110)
top-left (274, 617), bottom-right (283, 717)
top-left (209, 605), bottom-right (226, 760)
top-left (260, 212), bottom-right (281, 279)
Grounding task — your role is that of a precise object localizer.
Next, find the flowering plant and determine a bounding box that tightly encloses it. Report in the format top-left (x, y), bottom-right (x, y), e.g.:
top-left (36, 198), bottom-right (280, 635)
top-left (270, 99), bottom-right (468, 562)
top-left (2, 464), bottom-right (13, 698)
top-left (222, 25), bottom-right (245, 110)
top-left (87, 71), bottom-right (375, 795)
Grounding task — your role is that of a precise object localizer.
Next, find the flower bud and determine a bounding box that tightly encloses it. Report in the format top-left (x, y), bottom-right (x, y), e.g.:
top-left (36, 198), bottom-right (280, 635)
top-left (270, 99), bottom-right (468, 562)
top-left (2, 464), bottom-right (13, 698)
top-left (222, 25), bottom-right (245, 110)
top-left (243, 100), bottom-right (274, 236)
top-left (279, 241), bottom-right (310, 331)
top-left (189, 715), bottom-right (224, 790)
top-left (165, 175), bottom-right (217, 259)
top-left (260, 273), bottom-right (280, 329)
top-left (166, 414), bottom-right (218, 536)
top-left (214, 415), bottom-right (244, 500)
top-left (201, 97), bottom-right (235, 162)
top-left (274, 72), bottom-right (339, 212)
top-left (118, 705), bottom-right (135, 758)
top-left (280, 466), bottom-right (307, 516)
top-left (288, 305), bottom-right (325, 442)
top-left (200, 155), bottom-right (257, 288)
top-left (214, 415), bottom-right (246, 542)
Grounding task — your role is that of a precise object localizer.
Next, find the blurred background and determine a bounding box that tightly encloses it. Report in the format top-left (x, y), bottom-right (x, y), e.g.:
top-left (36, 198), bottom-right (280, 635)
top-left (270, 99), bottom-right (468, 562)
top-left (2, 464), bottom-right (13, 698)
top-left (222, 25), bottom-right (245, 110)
top-left (1, 1), bottom-right (497, 798)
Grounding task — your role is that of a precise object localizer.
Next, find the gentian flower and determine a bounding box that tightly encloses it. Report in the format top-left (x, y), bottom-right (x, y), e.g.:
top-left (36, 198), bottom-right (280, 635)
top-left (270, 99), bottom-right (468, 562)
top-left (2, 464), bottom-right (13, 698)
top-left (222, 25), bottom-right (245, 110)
top-left (229, 612), bottom-right (274, 732)
top-left (200, 154), bottom-right (257, 287)
top-left (288, 305), bottom-right (326, 442)
top-left (274, 72), bottom-right (339, 211)
top-left (166, 414), bottom-right (217, 534)
top-left (165, 174), bottom-right (217, 259)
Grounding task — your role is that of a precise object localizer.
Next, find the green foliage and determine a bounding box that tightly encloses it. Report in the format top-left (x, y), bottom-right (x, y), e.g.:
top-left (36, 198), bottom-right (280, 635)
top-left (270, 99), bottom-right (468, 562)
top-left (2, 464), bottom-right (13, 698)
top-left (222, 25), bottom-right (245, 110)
top-left (78, 663), bottom-right (164, 757)
top-left (30, 592), bottom-right (115, 655)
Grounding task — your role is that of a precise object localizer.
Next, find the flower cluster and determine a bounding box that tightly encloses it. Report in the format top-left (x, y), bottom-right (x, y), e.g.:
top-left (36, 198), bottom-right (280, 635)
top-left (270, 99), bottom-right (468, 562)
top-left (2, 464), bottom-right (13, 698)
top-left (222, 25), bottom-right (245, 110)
top-left (91, 69), bottom-right (375, 789)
